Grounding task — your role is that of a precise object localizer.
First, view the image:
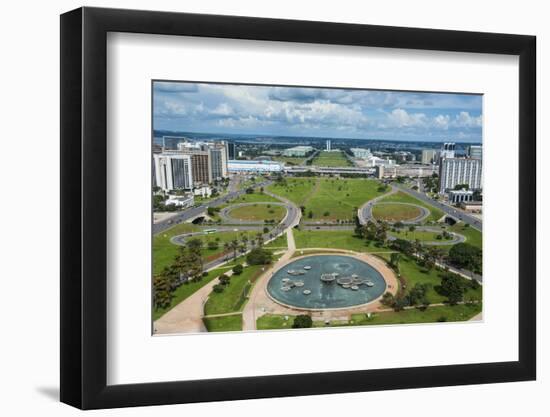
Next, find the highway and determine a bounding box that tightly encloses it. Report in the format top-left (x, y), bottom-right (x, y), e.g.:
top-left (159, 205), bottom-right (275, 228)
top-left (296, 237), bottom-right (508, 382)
top-left (393, 183), bottom-right (482, 231)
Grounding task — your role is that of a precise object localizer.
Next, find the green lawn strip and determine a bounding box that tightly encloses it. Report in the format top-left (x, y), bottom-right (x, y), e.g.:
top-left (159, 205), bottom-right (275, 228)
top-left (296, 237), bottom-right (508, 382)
top-left (311, 151), bottom-right (352, 167)
top-left (203, 314), bottom-right (243, 332)
top-left (379, 191), bottom-right (445, 222)
top-left (264, 233), bottom-right (288, 249)
top-left (293, 229), bottom-right (393, 253)
top-left (349, 303), bottom-right (482, 325)
top-left (266, 177), bottom-right (319, 206)
top-left (303, 178), bottom-right (385, 221)
top-left (227, 192), bottom-right (281, 204)
top-left (257, 314), bottom-right (295, 330)
top-left (153, 228), bottom-right (258, 275)
top-left (273, 156), bottom-right (307, 166)
top-left (372, 203), bottom-right (422, 222)
top-left (227, 204), bottom-right (286, 221)
top-left (448, 223), bottom-right (482, 250)
top-left (388, 229), bottom-right (452, 244)
top-left (153, 266), bottom-right (232, 321)
top-left (203, 264), bottom-right (264, 315)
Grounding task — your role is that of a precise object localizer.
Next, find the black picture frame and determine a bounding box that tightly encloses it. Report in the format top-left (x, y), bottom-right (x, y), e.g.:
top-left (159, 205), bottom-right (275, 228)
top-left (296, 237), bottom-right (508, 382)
top-left (60, 6), bottom-right (536, 410)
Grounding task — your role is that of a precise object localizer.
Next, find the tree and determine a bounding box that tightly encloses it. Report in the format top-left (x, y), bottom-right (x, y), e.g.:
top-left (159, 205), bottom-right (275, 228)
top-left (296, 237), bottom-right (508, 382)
top-left (308, 210), bottom-right (313, 219)
top-left (245, 187), bottom-right (254, 194)
top-left (153, 268), bottom-right (176, 309)
top-left (439, 273), bottom-right (466, 305)
top-left (448, 243), bottom-right (482, 273)
top-left (246, 247), bottom-right (273, 265)
top-left (229, 239), bottom-right (239, 260)
top-left (232, 264), bottom-right (244, 275)
top-left (380, 292), bottom-right (395, 307)
top-left (207, 240), bottom-right (219, 250)
top-left (389, 252), bottom-right (401, 272)
top-left (292, 315), bottom-right (313, 328)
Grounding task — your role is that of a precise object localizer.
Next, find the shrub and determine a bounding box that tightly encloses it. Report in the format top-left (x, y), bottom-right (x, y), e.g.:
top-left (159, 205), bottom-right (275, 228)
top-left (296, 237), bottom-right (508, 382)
top-left (292, 315), bottom-right (313, 328)
top-left (212, 284), bottom-right (224, 293)
top-left (232, 264), bottom-right (244, 275)
top-left (246, 247), bottom-right (273, 265)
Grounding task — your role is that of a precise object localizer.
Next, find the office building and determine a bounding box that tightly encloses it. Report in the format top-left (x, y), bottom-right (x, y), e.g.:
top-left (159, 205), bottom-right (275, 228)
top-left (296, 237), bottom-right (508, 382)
top-left (326, 140), bottom-right (331, 151)
top-left (438, 157), bottom-right (482, 193)
top-left (228, 160), bottom-right (284, 173)
top-left (374, 165), bottom-right (384, 179)
top-left (421, 149), bottom-right (438, 164)
top-left (282, 145), bottom-right (314, 157)
top-left (162, 136), bottom-right (186, 150)
top-left (190, 152), bottom-right (212, 185)
top-left (226, 142), bottom-right (236, 159)
top-left (350, 148), bottom-right (372, 159)
top-left (153, 153), bottom-right (193, 191)
top-left (208, 145), bottom-right (228, 180)
top-left (448, 189), bottom-right (474, 204)
top-left (468, 145), bottom-right (483, 159)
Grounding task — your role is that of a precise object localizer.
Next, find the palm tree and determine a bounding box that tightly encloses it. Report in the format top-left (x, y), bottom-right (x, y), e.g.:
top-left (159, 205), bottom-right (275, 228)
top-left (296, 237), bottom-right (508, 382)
top-left (256, 232), bottom-right (264, 247)
top-left (223, 242), bottom-right (230, 260)
top-left (229, 239), bottom-right (239, 260)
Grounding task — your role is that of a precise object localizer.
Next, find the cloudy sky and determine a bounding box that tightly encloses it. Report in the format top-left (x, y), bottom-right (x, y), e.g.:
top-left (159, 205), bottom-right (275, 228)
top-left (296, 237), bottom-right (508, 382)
top-left (153, 81), bottom-right (482, 142)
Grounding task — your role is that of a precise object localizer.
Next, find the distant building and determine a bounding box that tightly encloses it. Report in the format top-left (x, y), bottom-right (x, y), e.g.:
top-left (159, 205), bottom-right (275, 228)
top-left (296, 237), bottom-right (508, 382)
top-left (228, 160), bottom-right (284, 173)
top-left (282, 145), bottom-right (314, 157)
top-left (460, 200), bottom-right (483, 213)
top-left (193, 186), bottom-right (212, 198)
top-left (365, 155), bottom-right (395, 168)
top-left (154, 153), bottom-right (193, 191)
top-left (350, 148), bottom-right (372, 159)
top-left (190, 152), bottom-right (212, 185)
top-left (226, 142), bottom-right (237, 159)
top-left (326, 140), bottom-right (331, 151)
top-left (208, 145), bottom-right (228, 180)
top-left (374, 165), bottom-right (384, 179)
top-left (421, 149), bottom-right (438, 164)
top-left (439, 142), bottom-right (456, 160)
top-left (165, 194), bottom-right (195, 208)
top-left (162, 136), bottom-right (186, 150)
top-left (438, 158), bottom-right (482, 193)
top-left (468, 145), bottom-right (483, 159)
top-left (448, 189), bottom-right (474, 204)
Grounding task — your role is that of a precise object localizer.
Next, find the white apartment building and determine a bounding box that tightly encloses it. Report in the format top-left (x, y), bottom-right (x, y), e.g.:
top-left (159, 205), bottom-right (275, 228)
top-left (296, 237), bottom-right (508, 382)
top-left (421, 149), bottom-right (438, 164)
top-left (438, 157), bottom-right (482, 193)
top-left (468, 145), bottom-right (483, 159)
top-left (153, 153), bottom-right (193, 191)
top-left (350, 148), bottom-right (372, 159)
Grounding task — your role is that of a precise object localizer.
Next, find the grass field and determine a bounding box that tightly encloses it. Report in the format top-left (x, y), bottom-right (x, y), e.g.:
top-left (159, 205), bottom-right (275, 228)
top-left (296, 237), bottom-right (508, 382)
top-left (266, 178), bottom-right (318, 206)
top-left (153, 227), bottom-right (257, 275)
top-left (273, 156), bottom-right (307, 166)
top-left (225, 192), bottom-right (281, 204)
top-left (257, 303), bottom-right (481, 329)
top-left (203, 314), bottom-right (243, 332)
top-left (372, 203), bottom-right (422, 222)
top-left (377, 253), bottom-right (482, 304)
top-left (379, 191), bottom-right (444, 222)
top-left (311, 151), bottom-right (352, 167)
top-left (153, 265), bottom-right (235, 321)
top-left (227, 204), bottom-right (286, 221)
top-left (203, 264), bottom-right (264, 315)
top-left (264, 233), bottom-right (288, 249)
top-left (269, 177), bottom-right (387, 221)
top-left (449, 223), bottom-right (482, 250)
top-left (388, 229), bottom-right (451, 243)
top-left (293, 229), bottom-right (393, 253)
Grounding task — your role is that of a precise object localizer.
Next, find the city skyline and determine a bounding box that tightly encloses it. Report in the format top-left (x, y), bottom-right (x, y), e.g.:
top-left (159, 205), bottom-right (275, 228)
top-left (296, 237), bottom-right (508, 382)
top-left (153, 81), bottom-right (483, 143)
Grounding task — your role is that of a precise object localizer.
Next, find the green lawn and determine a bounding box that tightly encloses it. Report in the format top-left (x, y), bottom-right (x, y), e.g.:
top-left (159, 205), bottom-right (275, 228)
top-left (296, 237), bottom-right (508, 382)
top-left (293, 229), bottom-right (393, 253)
top-left (372, 203), bottom-right (422, 222)
top-left (264, 233), bottom-right (288, 249)
top-left (225, 191), bottom-right (281, 204)
top-left (379, 191), bottom-right (444, 222)
top-left (266, 177), bottom-right (319, 206)
top-left (273, 156), bottom-right (307, 166)
top-left (388, 229), bottom-right (452, 244)
top-left (227, 204), bottom-right (286, 221)
top-left (257, 303), bottom-right (481, 330)
top-left (269, 177), bottom-right (387, 221)
top-left (203, 264), bottom-right (264, 315)
top-left (349, 303), bottom-right (482, 325)
top-left (449, 223), bottom-right (482, 250)
top-left (203, 314), bottom-right (243, 332)
top-left (311, 151), bottom-right (352, 167)
top-left (377, 253), bottom-right (482, 304)
top-left (153, 228), bottom-right (258, 275)
top-left (153, 266), bottom-right (233, 321)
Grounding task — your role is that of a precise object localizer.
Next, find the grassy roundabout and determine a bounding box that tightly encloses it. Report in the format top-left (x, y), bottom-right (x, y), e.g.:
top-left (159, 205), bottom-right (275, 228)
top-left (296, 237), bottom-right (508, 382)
top-left (372, 203), bottom-right (423, 222)
top-left (268, 177), bottom-right (387, 221)
top-left (227, 203), bottom-right (286, 222)
top-left (311, 150), bottom-right (352, 167)
top-left (378, 191), bottom-right (444, 222)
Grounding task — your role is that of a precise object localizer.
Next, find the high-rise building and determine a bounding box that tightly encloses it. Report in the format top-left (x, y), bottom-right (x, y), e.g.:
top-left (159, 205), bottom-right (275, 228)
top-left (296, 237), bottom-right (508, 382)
top-left (208, 145), bottom-right (228, 180)
top-left (439, 142), bottom-right (456, 160)
top-left (421, 149), bottom-right (438, 164)
top-left (226, 141), bottom-right (236, 159)
top-left (350, 148), bottom-right (372, 159)
top-left (153, 153), bottom-right (193, 191)
top-left (190, 152), bottom-right (212, 185)
top-left (326, 140), bottom-right (331, 151)
top-left (375, 165), bottom-right (384, 179)
top-left (468, 145), bottom-right (483, 159)
top-left (162, 136), bottom-right (186, 151)
top-left (438, 158), bottom-right (482, 193)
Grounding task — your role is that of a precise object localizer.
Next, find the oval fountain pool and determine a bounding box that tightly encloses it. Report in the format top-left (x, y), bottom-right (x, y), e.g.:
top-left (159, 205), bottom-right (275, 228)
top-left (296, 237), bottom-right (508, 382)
top-left (266, 254), bottom-right (387, 310)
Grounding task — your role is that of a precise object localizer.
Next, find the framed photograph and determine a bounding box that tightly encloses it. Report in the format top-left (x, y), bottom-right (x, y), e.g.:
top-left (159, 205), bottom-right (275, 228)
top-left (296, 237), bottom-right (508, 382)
top-left (60, 6), bottom-right (536, 410)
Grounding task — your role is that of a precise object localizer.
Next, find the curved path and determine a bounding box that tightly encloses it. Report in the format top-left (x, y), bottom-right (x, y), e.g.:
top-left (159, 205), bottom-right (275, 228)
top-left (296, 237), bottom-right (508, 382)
top-left (357, 186), bottom-right (398, 225)
top-left (370, 201), bottom-right (430, 225)
top-left (219, 202), bottom-right (288, 225)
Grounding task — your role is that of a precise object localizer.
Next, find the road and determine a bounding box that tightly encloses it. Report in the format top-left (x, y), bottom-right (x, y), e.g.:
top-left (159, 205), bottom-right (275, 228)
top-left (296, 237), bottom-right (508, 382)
top-left (152, 178), bottom-right (272, 235)
top-left (393, 183), bottom-right (482, 231)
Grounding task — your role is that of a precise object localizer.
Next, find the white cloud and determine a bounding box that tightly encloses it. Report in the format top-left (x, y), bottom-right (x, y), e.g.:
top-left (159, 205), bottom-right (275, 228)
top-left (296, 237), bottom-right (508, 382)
top-left (387, 108), bottom-right (428, 128)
